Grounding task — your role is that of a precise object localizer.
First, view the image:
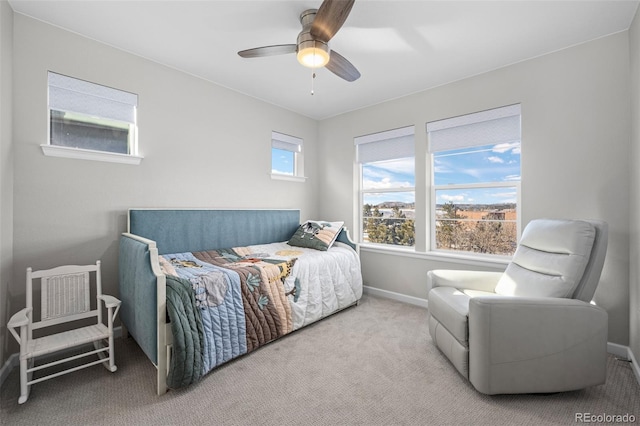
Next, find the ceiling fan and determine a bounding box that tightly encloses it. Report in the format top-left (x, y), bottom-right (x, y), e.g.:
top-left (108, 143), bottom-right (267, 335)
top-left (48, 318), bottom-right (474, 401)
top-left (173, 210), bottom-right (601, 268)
top-left (237, 0), bottom-right (360, 82)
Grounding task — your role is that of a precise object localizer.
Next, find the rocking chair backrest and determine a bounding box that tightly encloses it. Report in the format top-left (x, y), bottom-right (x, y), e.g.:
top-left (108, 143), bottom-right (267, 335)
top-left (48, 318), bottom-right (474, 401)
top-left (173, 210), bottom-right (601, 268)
top-left (27, 262), bottom-right (103, 333)
top-left (41, 271), bottom-right (91, 320)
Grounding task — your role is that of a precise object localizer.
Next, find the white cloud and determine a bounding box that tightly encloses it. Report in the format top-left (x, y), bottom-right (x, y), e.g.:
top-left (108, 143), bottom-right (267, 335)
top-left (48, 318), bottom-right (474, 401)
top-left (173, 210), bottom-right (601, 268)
top-left (271, 169), bottom-right (293, 175)
top-left (440, 194), bottom-right (466, 202)
top-left (378, 157), bottom-right (414, 174)
top-left (492, 142), bottom-right (521, 154)
top-left (363, 158), bottom-right (415, 189)
top-left (433, 158), bottom-right (451, 174)
top-left (485, 190), bottom-right (518, 203)
top-left (463, 168), bottom-right (484, 179)
top-left (363, 177), bottom-right (413, 189)
top-left (493, 191), bottom-right (517, 199)
top-left (487, 156), bottom-right (504, 163)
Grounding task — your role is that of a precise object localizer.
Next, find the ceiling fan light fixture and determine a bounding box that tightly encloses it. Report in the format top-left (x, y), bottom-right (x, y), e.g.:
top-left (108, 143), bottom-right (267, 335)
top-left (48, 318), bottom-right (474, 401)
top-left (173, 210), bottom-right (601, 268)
top-left (297, 40), bottom-right (330, 68)
top-left (238, 2), bottom-right (360, 81)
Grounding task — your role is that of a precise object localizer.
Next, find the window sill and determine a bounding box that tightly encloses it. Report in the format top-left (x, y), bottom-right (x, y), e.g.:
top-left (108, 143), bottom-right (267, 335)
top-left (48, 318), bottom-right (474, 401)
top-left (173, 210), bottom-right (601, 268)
top-left (41, 144), bottom-right (143, 165)
top-left (360, 243), bottom-right (510, 269)
top-left (270, 173), bottom-right (307, 183)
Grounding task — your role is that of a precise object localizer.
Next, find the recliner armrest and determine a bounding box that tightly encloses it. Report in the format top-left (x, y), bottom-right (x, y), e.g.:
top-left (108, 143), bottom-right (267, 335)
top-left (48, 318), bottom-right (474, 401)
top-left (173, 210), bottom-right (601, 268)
top-left (427, 269), bottom-right (503, 293)
top-left (468, 296), bottom-right (608, 394)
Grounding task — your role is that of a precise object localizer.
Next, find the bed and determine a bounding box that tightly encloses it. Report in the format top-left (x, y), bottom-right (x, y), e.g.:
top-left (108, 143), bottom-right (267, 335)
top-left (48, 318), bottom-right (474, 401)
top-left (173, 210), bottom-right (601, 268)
top-left (118, 209), bottom-right (362, 395)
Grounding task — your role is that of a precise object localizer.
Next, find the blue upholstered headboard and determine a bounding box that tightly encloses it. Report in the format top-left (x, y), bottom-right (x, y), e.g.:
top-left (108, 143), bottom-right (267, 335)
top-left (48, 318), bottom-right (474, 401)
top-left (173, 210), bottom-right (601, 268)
top-left (128, 209), bottom-right (301, 254)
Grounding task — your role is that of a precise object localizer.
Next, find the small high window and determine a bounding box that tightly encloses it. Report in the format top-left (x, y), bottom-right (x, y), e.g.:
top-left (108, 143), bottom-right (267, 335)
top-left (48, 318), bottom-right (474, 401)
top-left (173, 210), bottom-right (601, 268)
top-left (43, 72), bottom-right (141, 164)
top-left (271, 131), bottom-right (305, 181)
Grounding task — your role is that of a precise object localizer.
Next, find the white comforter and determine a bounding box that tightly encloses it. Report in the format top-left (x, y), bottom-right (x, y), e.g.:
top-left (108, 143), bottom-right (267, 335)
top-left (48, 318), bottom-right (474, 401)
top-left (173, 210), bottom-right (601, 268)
top-left (242, 241), bottom-right (363, 330)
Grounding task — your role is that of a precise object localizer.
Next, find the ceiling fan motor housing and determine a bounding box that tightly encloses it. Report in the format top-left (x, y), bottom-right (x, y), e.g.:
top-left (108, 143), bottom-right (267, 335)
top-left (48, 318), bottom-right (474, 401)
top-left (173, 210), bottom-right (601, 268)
top-left (296, 9), bottom-right (330, 67)
top-left (237, 1), bottom-right (359, 81)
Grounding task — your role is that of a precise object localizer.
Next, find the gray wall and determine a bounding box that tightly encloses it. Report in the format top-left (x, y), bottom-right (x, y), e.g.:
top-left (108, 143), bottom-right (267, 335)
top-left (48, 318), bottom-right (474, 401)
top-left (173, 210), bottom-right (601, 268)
top-left (318, 32), bottom-right (632, 345)
top-left (6, 14), bottom-right (319, 358)
top-left (0, 0), bottom-right (13, 367)
top-left (630, 7), bottom-right (640, 364)
top-left (2, 6), bottom-right (638, 366)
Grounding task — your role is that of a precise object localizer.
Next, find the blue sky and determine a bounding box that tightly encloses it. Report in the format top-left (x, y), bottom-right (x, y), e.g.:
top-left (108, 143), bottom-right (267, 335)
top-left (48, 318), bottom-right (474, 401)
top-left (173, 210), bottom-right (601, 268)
top-left (434, 141), bottom-right (520, 205)
top-left (271, 148), bottom-right (294, 175)
top-left (363, 157), bottom-right (415, 205)
top-left (434, 142), bottom-right (521, 185)
top-left (363, 141), bottom-right (521, 206)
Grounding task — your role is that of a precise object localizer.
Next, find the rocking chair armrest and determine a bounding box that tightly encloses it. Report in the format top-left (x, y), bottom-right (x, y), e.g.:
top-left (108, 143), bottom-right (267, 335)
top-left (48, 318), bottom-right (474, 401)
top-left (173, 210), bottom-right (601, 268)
top-left (8, 307), bottom-right (32, 328)
top-left (98, 295), bottom-right (121, 309)
top-left (8, 308), bottom-right (32, 344)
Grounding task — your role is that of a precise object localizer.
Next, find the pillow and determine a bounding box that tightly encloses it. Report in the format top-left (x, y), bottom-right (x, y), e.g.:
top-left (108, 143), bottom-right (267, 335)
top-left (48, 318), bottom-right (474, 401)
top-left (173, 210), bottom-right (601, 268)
top-left (494, 219), bottom-right (595, 298)
top-left (288, 220), bottom-right (344, 251)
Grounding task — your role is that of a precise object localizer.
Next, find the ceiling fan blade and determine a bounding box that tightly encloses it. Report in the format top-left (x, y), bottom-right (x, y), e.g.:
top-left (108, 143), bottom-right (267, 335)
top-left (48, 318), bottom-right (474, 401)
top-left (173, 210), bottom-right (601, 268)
top-left (326, 50), bottom-right (360, 82)
top-left (310, 0), bottom-right (355, 43)
top-left (238, 44), bottom-right (297, 58)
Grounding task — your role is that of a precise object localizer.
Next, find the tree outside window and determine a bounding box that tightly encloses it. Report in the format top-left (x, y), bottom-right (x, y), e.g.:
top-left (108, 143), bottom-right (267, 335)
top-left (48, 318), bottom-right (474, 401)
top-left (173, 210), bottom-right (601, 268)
top-left (356, 127), bottom-right (415, 248)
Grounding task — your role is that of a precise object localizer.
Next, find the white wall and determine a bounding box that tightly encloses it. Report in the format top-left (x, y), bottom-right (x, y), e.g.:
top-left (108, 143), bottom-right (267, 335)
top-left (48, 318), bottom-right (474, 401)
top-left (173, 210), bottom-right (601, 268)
top-left (0, 0), bottom-right (13, 366)
top-left (318, 32), bottom-right (632, 345)
top-left (8, 14), bottom-right (319, 355)
top-left (4, 8), bottom-right (637, 361)
top-left (629, 6), bottom-right (640, 363)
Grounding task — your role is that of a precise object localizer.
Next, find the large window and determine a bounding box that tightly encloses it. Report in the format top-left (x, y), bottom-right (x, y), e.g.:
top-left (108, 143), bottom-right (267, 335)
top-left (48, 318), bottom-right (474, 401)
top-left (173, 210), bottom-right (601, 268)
top-left (45, 72), bottom-right (140, 164)
top-left (356, 126), bottom-right (415, 247)
top-left (271, 131), bottom-right (304, 181)
top-left (427, 104), bottom-right (521, 256)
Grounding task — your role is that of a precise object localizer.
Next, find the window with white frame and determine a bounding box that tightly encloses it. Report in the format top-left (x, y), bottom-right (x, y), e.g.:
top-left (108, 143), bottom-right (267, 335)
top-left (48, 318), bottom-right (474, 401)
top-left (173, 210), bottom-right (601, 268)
top-left (427, 104), bottom-right (521, 256)
top-left (271, 131), bottom-right (304, 180)
top-left (44, 71), bottom-right (140, 164)
top-left (356, 126), bottom-right (415, 247)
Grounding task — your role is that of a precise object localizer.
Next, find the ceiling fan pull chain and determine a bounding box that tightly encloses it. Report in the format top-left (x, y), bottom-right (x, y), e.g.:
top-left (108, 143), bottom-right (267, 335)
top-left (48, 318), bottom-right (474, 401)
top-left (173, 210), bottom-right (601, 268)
top-left (311, 69), bottom-right (316, 95)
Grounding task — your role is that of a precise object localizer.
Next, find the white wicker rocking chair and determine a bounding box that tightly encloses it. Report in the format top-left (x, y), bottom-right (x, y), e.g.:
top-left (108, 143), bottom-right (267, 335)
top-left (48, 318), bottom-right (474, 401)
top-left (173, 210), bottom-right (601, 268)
top-left (7, 261), bottom-right (121, 404)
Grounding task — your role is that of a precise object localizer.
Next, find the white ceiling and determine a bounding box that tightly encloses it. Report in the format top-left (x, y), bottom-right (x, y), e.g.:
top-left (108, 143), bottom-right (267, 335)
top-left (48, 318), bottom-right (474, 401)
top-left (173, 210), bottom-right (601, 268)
top-left (8, 0), bottom-right (640, 120)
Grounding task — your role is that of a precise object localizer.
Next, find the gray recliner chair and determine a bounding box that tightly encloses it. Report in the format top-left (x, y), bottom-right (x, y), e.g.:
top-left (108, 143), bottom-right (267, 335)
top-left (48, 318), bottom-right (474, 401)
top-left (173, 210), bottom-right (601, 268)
top-left (427, 219), bottom-right (608, 394)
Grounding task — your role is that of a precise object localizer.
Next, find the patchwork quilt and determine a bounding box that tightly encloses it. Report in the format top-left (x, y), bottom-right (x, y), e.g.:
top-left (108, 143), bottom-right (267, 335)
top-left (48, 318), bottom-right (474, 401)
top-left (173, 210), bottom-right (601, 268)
top-left (160, 241), bottom-right (362, 388)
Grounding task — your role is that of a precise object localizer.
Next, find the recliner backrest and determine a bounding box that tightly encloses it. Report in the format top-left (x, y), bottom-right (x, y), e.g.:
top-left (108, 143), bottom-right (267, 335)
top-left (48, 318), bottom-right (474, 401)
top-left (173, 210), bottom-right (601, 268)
top-left (494, 219), bottom-right (606, 299)
top-left (571, 220), bottom-right (608, 302)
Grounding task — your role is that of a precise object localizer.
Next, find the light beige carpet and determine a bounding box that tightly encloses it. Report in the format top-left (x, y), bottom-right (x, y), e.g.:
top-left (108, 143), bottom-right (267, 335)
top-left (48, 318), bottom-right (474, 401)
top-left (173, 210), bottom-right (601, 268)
top-left (2, 294), bottom-right (639, 425)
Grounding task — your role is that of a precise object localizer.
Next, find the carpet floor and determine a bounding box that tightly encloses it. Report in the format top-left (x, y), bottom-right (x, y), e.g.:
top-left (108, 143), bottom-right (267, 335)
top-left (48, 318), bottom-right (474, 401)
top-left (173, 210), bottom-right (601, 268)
top-left (1, 294), bottom-right (639, 425)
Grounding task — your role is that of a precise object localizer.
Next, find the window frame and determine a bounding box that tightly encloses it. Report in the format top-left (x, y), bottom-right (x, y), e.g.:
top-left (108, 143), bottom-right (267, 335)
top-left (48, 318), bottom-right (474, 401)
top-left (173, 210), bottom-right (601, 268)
top-left (43, 71), bottom-right (141, 165)
top-left (427, 104), bottom-right (522, 258)
top-left (356, 126), bottom-right (416, 248)
top-left (359, 168), bottom-right (416, 249)
top-left (430, 180), bottom-right (521, 257)
top-left (271, 131), bottom-right (306, 182)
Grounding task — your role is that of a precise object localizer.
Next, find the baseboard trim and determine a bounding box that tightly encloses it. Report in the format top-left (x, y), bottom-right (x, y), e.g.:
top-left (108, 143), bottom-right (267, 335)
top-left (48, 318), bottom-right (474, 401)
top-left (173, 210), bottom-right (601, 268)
top-left (625, 346), bottom-right (640, 386)
top-left (607, 343), bottom-right (640, 384)
top-left (363, 285), bottom-right (428, 308)
top-left (607, 342), bottom-right (628, 358)
top-left (607, 342), bottom-right (640, 386)
top-left (0, 353), bottom-right (19, 389)
top-left (0, 326), bottom-right (124, 390)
